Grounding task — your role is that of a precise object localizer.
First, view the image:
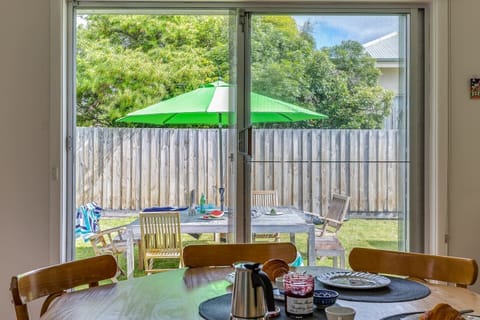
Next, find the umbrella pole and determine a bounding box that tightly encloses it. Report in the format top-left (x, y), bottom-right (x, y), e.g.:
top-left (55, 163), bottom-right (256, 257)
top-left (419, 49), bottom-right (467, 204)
top-left (218, 116), bottom-right (225, 211)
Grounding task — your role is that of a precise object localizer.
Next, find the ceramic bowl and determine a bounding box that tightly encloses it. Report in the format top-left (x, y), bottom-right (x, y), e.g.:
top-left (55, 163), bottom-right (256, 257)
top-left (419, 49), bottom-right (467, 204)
top-left (313, 289), bottom-right (339, 309)
top-left (325, 306), bottom-right (356, 320)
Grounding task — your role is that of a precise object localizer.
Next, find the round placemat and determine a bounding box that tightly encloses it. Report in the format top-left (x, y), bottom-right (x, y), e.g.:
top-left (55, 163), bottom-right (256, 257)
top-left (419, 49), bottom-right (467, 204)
top-left (199, 293), bottom-right (329, 320)
top-left (316, 276), bottom-right (430, 303)
top-left (380, 311), bottom-right (423, 320)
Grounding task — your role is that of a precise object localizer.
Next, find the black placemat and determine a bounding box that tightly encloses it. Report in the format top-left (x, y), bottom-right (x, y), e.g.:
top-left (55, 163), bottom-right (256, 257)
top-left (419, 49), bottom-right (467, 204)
top-left (316, 276), bottom-right (430, 303)
top-left (199, 293), bottom-right (329, 320)
top-left (380, 311), bottom-right (422, 320)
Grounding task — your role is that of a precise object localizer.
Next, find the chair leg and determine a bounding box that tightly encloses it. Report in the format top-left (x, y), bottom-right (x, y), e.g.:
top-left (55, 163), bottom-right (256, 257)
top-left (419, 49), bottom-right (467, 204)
top-left (339, 254), bottom-right (345, 269)
top-left (137, 240), bottom-right (144, 270)
top-left (289, 233), bottom-right (295, 243)
top-left (113, 255), bottom-right (125, 276)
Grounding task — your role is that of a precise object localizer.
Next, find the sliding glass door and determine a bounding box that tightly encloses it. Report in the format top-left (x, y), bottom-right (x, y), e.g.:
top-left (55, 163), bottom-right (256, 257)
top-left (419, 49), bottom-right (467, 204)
top-left (72, 8), bottom-right (239, 264)
top-left (246, 12), bottom-right (419, 263)
top-left (68, 3), bottom-right (425, 266)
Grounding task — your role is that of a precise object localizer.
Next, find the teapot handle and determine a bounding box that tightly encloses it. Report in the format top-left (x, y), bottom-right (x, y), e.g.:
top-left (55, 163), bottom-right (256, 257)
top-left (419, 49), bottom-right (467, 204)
top-left (252, 269), bottom-right (276, 313)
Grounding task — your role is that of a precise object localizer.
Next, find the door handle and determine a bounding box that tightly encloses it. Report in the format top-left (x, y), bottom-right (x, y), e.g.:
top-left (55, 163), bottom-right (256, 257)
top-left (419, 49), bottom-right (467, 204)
top-left (238, 126), bottom-right (252, 159)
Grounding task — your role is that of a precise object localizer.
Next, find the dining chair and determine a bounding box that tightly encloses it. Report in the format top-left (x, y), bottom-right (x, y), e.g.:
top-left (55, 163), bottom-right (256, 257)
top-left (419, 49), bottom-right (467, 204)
top-left (10, 255), bottom-right (118, 320)
top-left (252, 190), bottom-right (281, 242)
top-left (89, 225), bottom-right (133, 277)
top-left (305, 193), bottom-right (350, 268)
top-left (139, 211), bottom-right (184, 274)
top-left (349, 247), bottom-right (479, 288)
top-left (182, 242), bottom-right (297, 267)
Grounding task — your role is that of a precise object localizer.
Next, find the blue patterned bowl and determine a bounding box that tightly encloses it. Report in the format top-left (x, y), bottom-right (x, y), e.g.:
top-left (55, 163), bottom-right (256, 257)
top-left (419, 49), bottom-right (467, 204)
top-left (313, 289), bottom-right (339, 309)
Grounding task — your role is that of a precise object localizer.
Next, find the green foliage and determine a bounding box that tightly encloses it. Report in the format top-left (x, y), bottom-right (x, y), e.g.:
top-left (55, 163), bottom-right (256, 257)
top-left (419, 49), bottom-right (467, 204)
top-left (311, 40), bottom-right (394, 128)
top-left (76, 14), bottom-right (394, 129)
top-left (76, 15), bottom-right (228, 127)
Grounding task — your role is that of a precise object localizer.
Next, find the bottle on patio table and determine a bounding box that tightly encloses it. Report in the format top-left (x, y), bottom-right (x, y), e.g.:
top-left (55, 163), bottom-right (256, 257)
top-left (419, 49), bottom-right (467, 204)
top-left (200, 193), bottom-right (206, 213)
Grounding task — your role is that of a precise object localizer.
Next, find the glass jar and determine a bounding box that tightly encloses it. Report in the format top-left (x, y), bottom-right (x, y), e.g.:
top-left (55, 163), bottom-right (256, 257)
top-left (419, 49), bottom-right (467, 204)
top-left (284, 273), bottom-right (314, 318)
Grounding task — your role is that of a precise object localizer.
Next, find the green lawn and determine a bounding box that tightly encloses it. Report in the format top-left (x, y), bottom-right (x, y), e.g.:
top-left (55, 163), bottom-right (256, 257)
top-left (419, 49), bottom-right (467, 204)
top-left (76, 217), bottom-right (399, 280)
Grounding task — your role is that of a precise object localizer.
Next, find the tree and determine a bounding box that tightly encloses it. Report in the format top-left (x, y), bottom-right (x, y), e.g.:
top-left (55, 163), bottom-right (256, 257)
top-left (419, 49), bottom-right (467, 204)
top-left (76, 15), bottom-right (228, 127)
top-left (76, 14), bottom-right (394, 129)
top-left (303, 40), bottom-right (394, 129)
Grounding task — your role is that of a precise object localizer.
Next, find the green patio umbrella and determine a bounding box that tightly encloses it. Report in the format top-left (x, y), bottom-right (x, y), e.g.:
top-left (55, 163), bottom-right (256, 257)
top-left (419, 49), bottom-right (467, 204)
top-left (117, 80), bottom-right (327, 210)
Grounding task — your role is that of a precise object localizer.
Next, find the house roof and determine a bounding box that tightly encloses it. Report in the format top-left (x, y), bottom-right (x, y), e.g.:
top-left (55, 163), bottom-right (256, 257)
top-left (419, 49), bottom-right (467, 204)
top-left (363, 32), bottom-right (399, 62)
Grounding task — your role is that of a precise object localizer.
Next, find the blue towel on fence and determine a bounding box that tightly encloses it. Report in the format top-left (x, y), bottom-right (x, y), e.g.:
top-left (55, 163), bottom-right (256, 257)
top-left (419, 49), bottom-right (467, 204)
top-left (142, 206), bottom-right (189, 212)
top-left (75, 202), bottom-right (102, 241)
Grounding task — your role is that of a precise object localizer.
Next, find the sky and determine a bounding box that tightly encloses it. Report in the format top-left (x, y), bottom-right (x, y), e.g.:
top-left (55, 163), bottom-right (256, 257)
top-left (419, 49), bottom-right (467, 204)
top-left (293, 15), bottom-right (399, 48)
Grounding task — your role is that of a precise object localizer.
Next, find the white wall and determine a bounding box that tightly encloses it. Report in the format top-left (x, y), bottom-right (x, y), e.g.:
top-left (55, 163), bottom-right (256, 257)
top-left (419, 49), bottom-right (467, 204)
top-left (0, 0), bottom-right (53, 318)
top-left (0, 0), bottom-right (479, 318)
top-left (378, 68), bottom-right (400, 94)
top-left (448, 0), bottom-right (480, 293)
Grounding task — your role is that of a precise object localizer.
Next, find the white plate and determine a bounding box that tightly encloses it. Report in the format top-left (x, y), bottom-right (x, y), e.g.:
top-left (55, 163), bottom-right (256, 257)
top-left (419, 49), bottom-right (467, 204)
top-left (317, 271), bottom-right (391, 289)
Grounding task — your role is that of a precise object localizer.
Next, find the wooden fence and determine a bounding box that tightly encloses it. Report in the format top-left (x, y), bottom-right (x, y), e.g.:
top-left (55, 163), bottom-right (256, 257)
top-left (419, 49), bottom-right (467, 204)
top-left (76, 127), bottom-right (405, 217)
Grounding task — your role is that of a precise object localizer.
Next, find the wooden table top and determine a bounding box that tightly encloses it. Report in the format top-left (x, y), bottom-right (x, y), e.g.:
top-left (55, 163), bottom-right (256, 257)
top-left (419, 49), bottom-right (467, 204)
top-left (41, 266), bottom-right (480, 320)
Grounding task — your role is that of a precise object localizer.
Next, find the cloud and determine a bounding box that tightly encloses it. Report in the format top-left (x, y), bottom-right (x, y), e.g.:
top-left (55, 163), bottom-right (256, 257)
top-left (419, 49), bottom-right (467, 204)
top-left (294, 15), bottom-right (399, 48)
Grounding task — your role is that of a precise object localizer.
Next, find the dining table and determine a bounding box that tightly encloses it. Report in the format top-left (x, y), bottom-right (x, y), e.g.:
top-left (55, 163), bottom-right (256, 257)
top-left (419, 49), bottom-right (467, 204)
top-left (41, 265), bottom-right (480, 320)
top-left (127, 206), bottom-right (316, 266)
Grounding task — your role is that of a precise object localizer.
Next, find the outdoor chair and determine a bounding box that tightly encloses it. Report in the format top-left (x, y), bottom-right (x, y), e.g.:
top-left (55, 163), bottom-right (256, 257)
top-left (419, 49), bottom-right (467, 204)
top-left (349, 247), bottom-right (479, 288)
top-left (252, 190), bottom-right (281, 242)
top-left (139, 211), bottom-right (184, 274)
top-left (305, 193), bottom-right (350, 268)
top-left (10, 255), bottom-right (118, 320)
top-left (183, 242), bottom-right (297, 267)
top-left (89, 225), bottom-right (134, 278)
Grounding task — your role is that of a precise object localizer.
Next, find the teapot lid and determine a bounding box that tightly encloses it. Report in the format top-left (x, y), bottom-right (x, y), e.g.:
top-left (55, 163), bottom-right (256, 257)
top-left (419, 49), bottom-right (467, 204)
top-left (233, 262), bottom-right (260, 270)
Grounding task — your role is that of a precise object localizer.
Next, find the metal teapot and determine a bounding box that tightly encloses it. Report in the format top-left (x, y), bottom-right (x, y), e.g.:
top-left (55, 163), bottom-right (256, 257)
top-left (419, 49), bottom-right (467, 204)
top-left (230, 262), bottom-right (279, 320)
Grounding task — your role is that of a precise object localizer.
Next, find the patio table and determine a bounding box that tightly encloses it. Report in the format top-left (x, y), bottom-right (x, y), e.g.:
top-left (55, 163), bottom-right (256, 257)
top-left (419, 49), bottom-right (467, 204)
top-left (126, 206), bottom-right (316, 266)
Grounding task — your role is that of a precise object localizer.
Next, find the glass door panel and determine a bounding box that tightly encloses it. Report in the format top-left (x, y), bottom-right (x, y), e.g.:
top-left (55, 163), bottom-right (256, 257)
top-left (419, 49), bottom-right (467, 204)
top-left (73, 9), bottom-right (237, 271)
top-left (249, 13), bottom-right (409, 265)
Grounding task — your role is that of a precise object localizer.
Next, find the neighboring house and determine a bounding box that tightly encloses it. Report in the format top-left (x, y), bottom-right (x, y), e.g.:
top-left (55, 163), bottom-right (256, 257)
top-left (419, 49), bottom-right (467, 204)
top-left (363, 32), bottom-right (403, 129)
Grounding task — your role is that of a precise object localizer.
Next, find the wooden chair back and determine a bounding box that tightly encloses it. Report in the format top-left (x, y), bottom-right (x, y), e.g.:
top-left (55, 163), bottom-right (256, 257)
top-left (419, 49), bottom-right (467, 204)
top-left (252, 190), bottom-right (280, 242)
top-left (10, 255), bottom-right (118, 320)
top-left (252, 190), bottom-right (278, 207)
top-left (139, 211), bottom-right (183, 272)
top-left (349, 247), bottom-right (479, 287)
top-left (183, 242), bottom-right (297, 267)
top-left (322, 193), bottom-right (350, 235)
top-left (89, 226), bottom-right (128, 257)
